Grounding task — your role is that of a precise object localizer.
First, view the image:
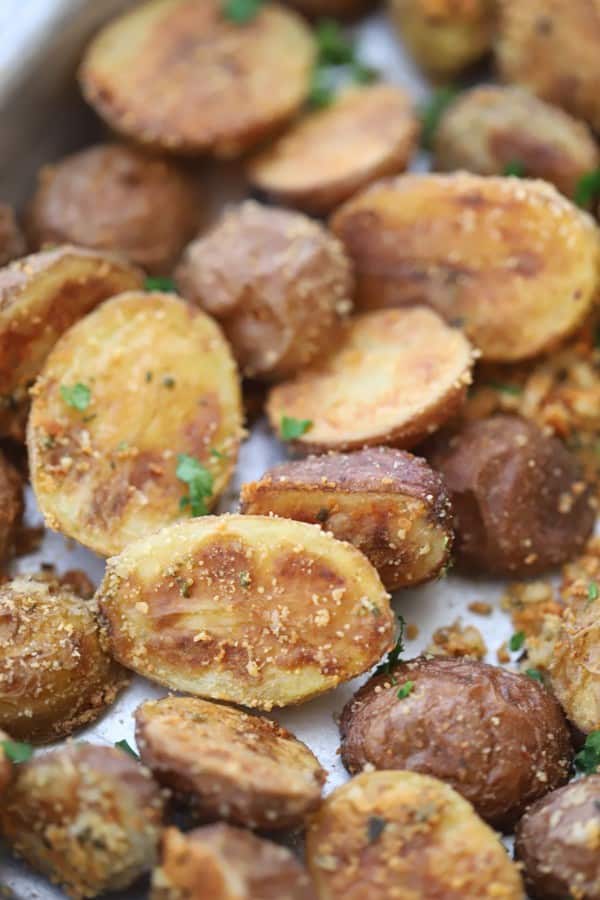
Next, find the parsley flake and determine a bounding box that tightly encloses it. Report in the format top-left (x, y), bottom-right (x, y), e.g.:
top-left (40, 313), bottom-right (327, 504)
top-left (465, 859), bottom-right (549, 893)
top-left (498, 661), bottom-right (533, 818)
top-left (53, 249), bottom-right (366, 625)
top-left (315, 19), bottom-right (354, 64)
top-left (588, 582), bottom-right (599, 605)
top-left (176, 454), bottom-right (214, 517)
top-left (280, 416), bottom-right (313, 441)
top-left (307, 68), bottom-right (335, 110)
top-left (575, 169), bottom-right (600, 209)
top-left (503, 160), bottom-right (526, 177)
top-left (239, 571), bottom-right (251, 588)
top-left (162, 376), bottom-right (176, 389)
top-left (222, 0), bottom-right (264, 23)
top-left (397, 680), bottom-right (414, 699)
top-left (487, 381), bottom-right (522, 396)
top-left (114, 739), bottom-right (139, 759)
top-left (509, 631), bottom-right (525, 652)
top-left (374, 615), bottom-right (406, 676)
top-left (60, 383), bottom-right (91, 411)
top-left (144, 276), bottom-right (176, 293)
top-left (1, 739), bottom-right (33, 764)
top-left (367, 816), bottom-right (387, 843)
top-left (420, 86), bottom-right (459, 151)
top-left (211, 448), bottom-right (227, 460)
top-left (575, 731), bottom-right (600, 774)
top-left (525, 668), bottom-right (543, 682)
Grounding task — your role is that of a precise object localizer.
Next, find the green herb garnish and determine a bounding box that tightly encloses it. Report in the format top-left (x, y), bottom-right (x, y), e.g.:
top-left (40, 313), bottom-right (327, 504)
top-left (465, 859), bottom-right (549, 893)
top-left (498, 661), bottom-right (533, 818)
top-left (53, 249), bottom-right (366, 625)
top-left (315, 19), bottom-right (354, 64)
top-left (575, 169), bottom-right (600, 209)
top-left (575, 731), bottom-right (600, 774)
top-left (367, 816), bottom-right (387, 843)
top-left (280, 416), bottom-right (313, 441)
top-left (176, 454), bottom-right (214, 517)
top-left (144, 276), bottom-right (176, 292)
top-left (503, 160), bottom-right (526, 177)
top-left (60, 383), bottom-right (91, 411)
top-left (239, 571), bottom-right (251, 588)
top-left (420, 86), bottom-right (459, 151)
top-left (162, 376), bottom-right (176, 389)
top-left (307, 19), bottom-right (379, 110)
top-left (211, 448), bottom-right (227, 460)
top-left (0, 739), bottom-right (33, 764)
top-left (588, 582), bottom-right (599, 605)
top-left (509, 631), bottom-right (526, 652)
top-left (397, 680), bottom-right (414, 699)
top-left (351, 61), bottom-right (379, 84)
top-left (487, 382), bottom-right (522, 396)
top-left (222, 0), bottom-right (264, 23)
top-left (525, 668), bottom-right (543, 682)
top-left (114, 739), bottom-right (139, 760)
top-left (374, 615), bottom-right (406, 676)
top-left (307, 68), bottom-right (336, 110)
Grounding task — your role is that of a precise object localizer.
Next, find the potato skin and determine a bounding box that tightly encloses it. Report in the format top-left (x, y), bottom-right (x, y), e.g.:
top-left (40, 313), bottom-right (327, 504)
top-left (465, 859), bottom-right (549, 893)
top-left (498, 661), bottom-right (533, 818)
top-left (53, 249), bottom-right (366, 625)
top-left (0, 204), bottom-right (25, 267)
top-left (434, 85), bottom-right (600, 197)
top-left (27, 143), bottom-right (198, 275)
top-left (98, 514), bottom-right (394, 710)
top-left (285, 0), bottom-right (377, 18)
top-left (79, 0), bottom-right (316, 158)
top-left (515, 775), bottom-right (600, 900)
top-left (548, 596), bottom-right (600, 734)
top-left (0, 744), bottom-right (164, 899)
top-left (135, 695), bottom-right (325, 829)
top-left (0, 450), bottom-right (23, 565)
top-left (240, 447), bottom-right (453, 590)
top-left (306, 771), bottom-right (525, 900)
top-left (427, 416), bottom-right (595, 576)
top-left (330, 173), bottom-right (600, 362)
top-left (340, 656), bottom-right (573, 830)
top-left (175, 202), bottom-right (353, 381)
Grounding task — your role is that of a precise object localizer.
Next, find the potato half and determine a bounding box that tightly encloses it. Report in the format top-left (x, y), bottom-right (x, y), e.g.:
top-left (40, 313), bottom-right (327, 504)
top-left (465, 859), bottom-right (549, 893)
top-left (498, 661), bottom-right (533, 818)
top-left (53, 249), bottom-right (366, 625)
top-left (0, 204), bottom-right (25, 267)
top-left (135, 695), bottom-right (325, 828)
top-left (28, 291), bottom-right (242, 557)
top-left (267, 307), bottom-right (474, 452)
top-left (331, 173), bottom-right (600, 362)
top-left (548, 598), bottom-right (600, 734)
top-left (79, 0), bottom-right (315, 158)
top-left (98, 515), bottom-right (394, 709)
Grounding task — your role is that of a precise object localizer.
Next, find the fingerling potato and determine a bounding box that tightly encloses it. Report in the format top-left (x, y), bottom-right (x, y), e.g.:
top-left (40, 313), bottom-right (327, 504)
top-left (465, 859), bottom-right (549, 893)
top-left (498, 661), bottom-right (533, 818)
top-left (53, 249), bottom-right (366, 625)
top-left (0, 204), bottom-right (25, 267)
top-left (98, 514), bottom-right (395, 710)
top-left (0, 449), bottom-right (23, 565)
top-left (330, 173), bottom-right (600, 362)
top-left (27, 291), bottom-right (242, 557)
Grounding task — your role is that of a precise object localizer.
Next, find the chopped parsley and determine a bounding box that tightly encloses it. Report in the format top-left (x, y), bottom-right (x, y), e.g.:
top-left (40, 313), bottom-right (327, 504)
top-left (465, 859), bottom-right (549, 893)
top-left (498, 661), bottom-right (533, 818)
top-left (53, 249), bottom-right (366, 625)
top-left (145, 371), bottom-right (153, 383)
top-left (574, 169), bottom-right (600, 209)
top-left (1, 739), bottom-right (33, 764)
top-left (367, 816), bottom-right (387, 843)
top-left (280, 416), bottom-right (313, 441)
top-left (176, 454), bottom-right (214, 517)
top-left (419, 86), bottom-right (459, 150)
top-left (60, 382), bottom-right (91, 411)
top-left (144, 276), bottom-right (176, 293)
top-left (307, 68), bottom-right (336, 110)
top-left (588, 582), bottom-right (599, 605)
top-left (509, 631), bottom-right (526, 652)
top-left (239, 571), bottom-right (251, 588)
top-left (315, 19), bottom-right (354, 64)
top-left (222, 0), bottom-right (264, 22)
top-left (397, 680), bottom-right (414, 699)
top-left (307, 18), bottom-right (380, 110)
top-left (162, 376), bottom-right (176, 389)
top-left (114, 739), bottom-right (139, 760)
top-left (575, 730), bottom-right (600, 774)
top-left (374, 615), bottom-right (406, 676)
top-left (487, 381), bottom-right (522, 396)
top-left (525, 668), bottom-right (543, 682)
top-left (211, 448), bottom-right (227, 460)
top-left (503, 160), bottom-right (526, 177)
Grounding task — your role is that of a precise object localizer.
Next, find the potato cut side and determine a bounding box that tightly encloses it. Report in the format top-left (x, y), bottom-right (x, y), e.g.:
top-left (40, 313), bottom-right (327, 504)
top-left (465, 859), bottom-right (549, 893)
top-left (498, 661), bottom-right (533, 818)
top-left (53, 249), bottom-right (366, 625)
top-left (79, 0), bottom-right (316, 158)
top-left (267, 307), bottom-right (474, 452)
top-left (0, 246), bottom-right (143, 440)
top-left (28, 291), bottom-right (242, 557)
top-left (331, 173), bottom-right (600, 362)
top-left (98, 515), bottom-right (394, 710)
top-left (248, 85), bottom-right (419, 214)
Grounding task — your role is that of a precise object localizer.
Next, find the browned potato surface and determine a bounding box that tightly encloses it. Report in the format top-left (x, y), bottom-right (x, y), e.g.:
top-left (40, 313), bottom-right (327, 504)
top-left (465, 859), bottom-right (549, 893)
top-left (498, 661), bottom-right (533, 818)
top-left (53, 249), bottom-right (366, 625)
top-left (306, 771), bottom-right (525, 899)
top-left (0, 744), bottom-right (164, 899)
top-left (0, 449), bottom-right (23, 565)
top-left (28, 291), bottom-right (242, 557)
top-left (79, 0), bottom-right (316, 157)
top-left (151, 825), bottom-right (316, 900)
top-left (267, 307), bottom-right (474, 452)
top-left (434, 85), bottom-right (600, 197)
top-left (0, 204), bottom-right (25, 266)
top-left (135, 695), bottom-right (325, 829)
top-left (0, 730), bottom-right (13, 796)
top-left (285, 0), bottom-right (377, 18)
top-left (28, 143), bottom-right (198, 274)
top-left (331, 173), bottom-right (600, 362)
top-left (548, 593), bottom-right (600, 734)
top-left (515, 775), bottom-right (600, 900)
top-left (0, 246), bottom-right (143, 441)
top-left (98, 515), bottom-right (394, 710)
top-left (340, 656), bottom-right (573, 830)
top-left (428, 416), bottom-right (595, 576)
top-left (248, 85), bottom-right (419, 215)
top-left (240, 447), bottom-right (452, 590)
top-left (0, 577), bottom-right (128, 743)
top-left (175, 202), bottom-right (353, 381)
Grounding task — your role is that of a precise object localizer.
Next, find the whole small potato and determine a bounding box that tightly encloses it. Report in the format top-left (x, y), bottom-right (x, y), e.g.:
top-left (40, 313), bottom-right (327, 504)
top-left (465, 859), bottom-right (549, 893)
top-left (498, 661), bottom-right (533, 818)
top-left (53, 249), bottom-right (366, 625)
top-left (434, 85), bottom-right (600, 198)
top-left (28, 144), bottom-right (198, 275)
top-left (340, 656), bottom-right (573, 830)
top-left (515, 775), bottom-right (600, 900)
top-left (0, 204), bottom-right (25, 266)
top-left (175, 202), bottom-right (353, 381)
top-left (0, 744), bottom-right (164, 899)
top-left (548, 597), bottom-right (600, 734)
top-left (427, 416), bottom-right (595, 575)
top-left (285, 0), bottom-right (378, 18)
top-left (0, 450), bottom-right (23, 565)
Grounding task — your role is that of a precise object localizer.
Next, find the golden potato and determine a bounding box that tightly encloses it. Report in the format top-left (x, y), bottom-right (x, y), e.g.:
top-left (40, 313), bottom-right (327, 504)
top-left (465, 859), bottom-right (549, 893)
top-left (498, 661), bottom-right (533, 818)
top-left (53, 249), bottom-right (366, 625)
top-left (331, 173), bottom-right (600, 362)
top-left (548, 594), bottom-right (600, 734)
top-left (175, 202), bottom-right (353, 381)
top-left (0, 744), bottom-right (164, 899)
top-left (135, 696), bottom-right (325, 828)
top-left (28, 291), bottom-right (242, 557)
top-left (0, 576), bottom-right (128, 743)
top-left (0, 204), bottom-right (25, 267)
top-left (306, 771), bottom-right (525, 899)
top-left (434, 85), bottom-right (600, 198)
top-left (79, 0), bottom-right (315, 158)
top-left (0, 246), bottom-right (143, 441)
top-left (0, 449), bottom-right (23, 565)
top-left (151, 825), bottom-right (316, 900)
top-left (27, 143), bottom-right (199, 274)
top-left (241, 447), bottom-right (452, 590)
top-left (248, 85), bottom-right (419, 215)
top-left (98, 514), bottom-right (394, 710)
top-left (285, 0), bottom-right (377, 18)
top-left (267, 307), bottom-right (474, 453)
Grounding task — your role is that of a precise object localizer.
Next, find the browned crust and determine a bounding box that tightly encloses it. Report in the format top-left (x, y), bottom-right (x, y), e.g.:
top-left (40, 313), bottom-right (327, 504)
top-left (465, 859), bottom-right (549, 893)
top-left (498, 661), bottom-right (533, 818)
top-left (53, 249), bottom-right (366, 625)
top-left (0, 450), bottom-right (24, 565)
top-left (0, 204), bottom-right (25, 267)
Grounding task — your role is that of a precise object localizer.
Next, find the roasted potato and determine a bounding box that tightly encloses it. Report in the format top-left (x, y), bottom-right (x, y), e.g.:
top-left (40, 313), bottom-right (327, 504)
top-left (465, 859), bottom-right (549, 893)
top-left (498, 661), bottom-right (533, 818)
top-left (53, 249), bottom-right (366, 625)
top-left (27, 143), bottom-right (198, 275)
top-left (27, 291), bottom-right (242, 557)
top-left (0, 449), bottom-right (23, 565)
top-left (330, 173), bottom-right (600, 362)
top-left (306, 771), bottom-right (525, 899)
top-left (79, 0), bottom-right (316, 158)
top-left (0, 246), bottom-right (143, 441)
top-left (0, 743), bottom-right (164, 899)
top-left (267, 307), bottom-right (474, 453)
top-left (285, 0), bottom-right (377, 18)
top-left (434, 85), bottom-right (600, 198)
top-left (548, 592), bottom-right (600, 734)
top-left (0, 203), bottom-right (25, 267)
top-left (175, 202), bottom-right (353, 381)
top-left (497, 0), bottom-right (600, 132)
top-left (340, 656), bottom-right (573, 830)
top-left (240, 447), bottom-right (453, 590)
top-left (428, 416), bottom-right (595, 576)
top-left (0, 730), bottom-right (14, 796)
top-left (135, 695), bottom-right (326, 829)
top-left (0, 576), bottom-right (128, 743)
top-left (98, 514), bottom-right (395, 709)
top-left (515, 775), bottom-right (600, 900)
top-left (248, 85), bottom-right (419, 215)
top-left (151, 825), bottom-right (316, 900)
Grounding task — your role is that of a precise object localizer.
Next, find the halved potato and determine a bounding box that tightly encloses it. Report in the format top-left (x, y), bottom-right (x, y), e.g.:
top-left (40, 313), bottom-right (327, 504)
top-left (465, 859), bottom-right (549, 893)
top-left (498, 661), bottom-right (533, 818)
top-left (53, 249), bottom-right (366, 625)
top-left (330, 173), bottom-right (600, 362)
top-left (240, 447), bottom-right (453, 590)
top-left (267, 307), bottom-right (474, 453)
top-left (548, 596), bottom-right (600, 734)
top-left (79, 0), bottom-right (316, 158)
top-left (28, 291), bottom-right (242, 557)
top-left (0, 204), bottom-right (25, 267)
top-left (0, 246), bottom-right (143, 440)
top-left (135, 695), bottom-right (325, 828)
top-left (248, 85), bottom-right (419, 215)
top-left (98, 514), bottom-right (394, 710)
